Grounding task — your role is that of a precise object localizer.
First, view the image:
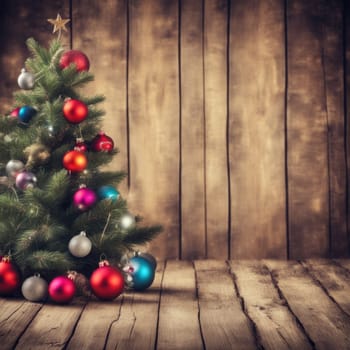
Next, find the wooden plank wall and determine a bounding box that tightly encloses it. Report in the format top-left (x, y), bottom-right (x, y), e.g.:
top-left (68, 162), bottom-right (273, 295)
top-left (0, 0), bottom-right (349, 260)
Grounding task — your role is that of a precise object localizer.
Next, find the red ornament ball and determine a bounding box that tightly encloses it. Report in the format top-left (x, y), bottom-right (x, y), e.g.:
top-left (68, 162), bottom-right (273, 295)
top-left (63, 150), bottom-right (88, 172)
top-left (63, 99), bottom-right (88, 124)
top-left (90, 261), bottom-right (124, 300)
top-left (91, 132), bottom-right (114, 152)
top-left (75, 138), bottom-right (88, 152)
top-left (48, 276), bottom-right (76, 303)
top-left (59, 50), bottom-right (90, 72)
top-left (0, 257), bottom-right (21, 296)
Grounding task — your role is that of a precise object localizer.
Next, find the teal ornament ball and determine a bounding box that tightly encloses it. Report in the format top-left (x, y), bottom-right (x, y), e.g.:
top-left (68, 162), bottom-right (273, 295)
top-left (137, 252), bottom-right (157, 271)
top-left (98, 185), bottom-right (119, 201)
top-left (18, 106), bottom-right (36, 124)
top-left (128, 256), bottom-right (155, 291)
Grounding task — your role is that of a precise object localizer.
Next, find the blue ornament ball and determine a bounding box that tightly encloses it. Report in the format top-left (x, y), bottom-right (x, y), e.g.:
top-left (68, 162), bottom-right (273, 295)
top-left (137, 252), bottom-right (157, 271)
top-left (128, 256), bottom-right (155, 291)
top-left (98, 185), bottom-right (119, 201)
top-left (18, 106), bottom-right (36, 124)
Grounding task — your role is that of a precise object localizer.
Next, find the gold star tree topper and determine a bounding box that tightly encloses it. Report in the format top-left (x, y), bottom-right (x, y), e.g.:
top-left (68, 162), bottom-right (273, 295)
top-left (47, 14), bottom-right (70, 38)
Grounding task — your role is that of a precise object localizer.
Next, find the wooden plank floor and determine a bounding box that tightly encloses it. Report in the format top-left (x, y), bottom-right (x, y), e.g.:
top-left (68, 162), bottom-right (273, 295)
top-left (1, 260), bottom-right (350, 349)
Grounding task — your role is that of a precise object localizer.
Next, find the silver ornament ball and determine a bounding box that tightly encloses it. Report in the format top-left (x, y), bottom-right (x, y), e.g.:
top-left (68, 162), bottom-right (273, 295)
top-left (17, 68), bottom-right (35, 90)
top-left (68, 231), bottom-right (92, 258)
top-left (21, 275), bottom-right (48, 302)
top-left (6, 159), bottom-right (25, 178)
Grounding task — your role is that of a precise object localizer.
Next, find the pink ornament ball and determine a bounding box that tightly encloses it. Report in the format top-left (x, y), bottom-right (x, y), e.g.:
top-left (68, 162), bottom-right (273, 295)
top-left (48, 276), bottom-right (75, 304)
top-left (73, 187), bottom-right (97, 211)
top-left (9, 107), bottom-right (20, 118)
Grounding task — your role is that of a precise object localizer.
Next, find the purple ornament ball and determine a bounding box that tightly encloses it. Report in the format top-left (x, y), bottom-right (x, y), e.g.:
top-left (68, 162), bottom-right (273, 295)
top-left (73, 187), bottom-right (97, 211)
top-left (15, 171), bottom-right (37, 190)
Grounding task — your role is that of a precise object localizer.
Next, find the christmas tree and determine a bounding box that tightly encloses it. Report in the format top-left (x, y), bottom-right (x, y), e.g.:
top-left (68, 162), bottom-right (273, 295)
top-left (0, 15), bottom-right (161, 302)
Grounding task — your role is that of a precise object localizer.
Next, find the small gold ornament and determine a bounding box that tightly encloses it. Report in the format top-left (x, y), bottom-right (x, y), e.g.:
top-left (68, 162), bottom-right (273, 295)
top-left (47, 14), bottom-right (70, 39)
top-left (24, 143), bottom-right (51, 168)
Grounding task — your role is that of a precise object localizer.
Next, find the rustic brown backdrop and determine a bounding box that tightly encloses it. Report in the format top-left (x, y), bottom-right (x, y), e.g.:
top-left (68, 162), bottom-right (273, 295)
top-left (0, 0), bottom-right (349, 260)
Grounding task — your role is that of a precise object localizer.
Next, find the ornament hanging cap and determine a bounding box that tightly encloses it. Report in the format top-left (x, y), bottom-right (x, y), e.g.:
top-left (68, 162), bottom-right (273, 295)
top-left (99, 254), bottom-right (110, 267)
top-left (1, 256), bottom-right (11, 263)
top-left (2, 250), bottom-right (12, 262)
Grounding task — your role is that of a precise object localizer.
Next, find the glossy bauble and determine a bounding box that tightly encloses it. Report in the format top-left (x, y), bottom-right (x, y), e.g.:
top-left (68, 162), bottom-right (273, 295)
top-left (127, 256), bottom-right (155, 291)
top-left (98, 185), bottom-right (119, 202)
top-left (48, 276), bottom-right (76, 304)
top-left (9, 107), bottom-right (20, 118)
top-left (21, 275), bottom-right (48, 302)
top-left (15, 171), bottom-right (37, 190)
top-left (137, 252), bottom-right (157, 271)
top-left (68, 231), bottom-right (92, 258)
top-left (59, 50), bottom-right (90, 72)
top-left (75, 138), bottom-right (88, 152)
top-left (63, 99), bottom-right (88, 124)
top-left (17, 68), bottom-right (35, 90)
top-left (90, 260), bottom-right (124, 300)
top-left (6, 159), bottom-right (25, 179)
top-left (62, 150), bottom-right (88, 173)
top-left (120, 212), bottom-right (136, 230)
top-left (91, 132), bottom-right (114, 152)
top-left (18, 106), bottom-right (36, 124)
top-left (73, 187), bottom-right (97, 211)
top-left (0, 257), bottom-right (21, 296)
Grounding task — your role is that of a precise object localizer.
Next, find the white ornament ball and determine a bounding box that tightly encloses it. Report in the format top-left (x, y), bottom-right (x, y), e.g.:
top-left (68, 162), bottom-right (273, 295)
top-left (17, 68), bottom-right (35, 90)
top-left (6, 159), bottom-right (25, 178)
top-left (68, 231), bottom-right (92, 258)
top-left (21, 275), bottom-right (48, 302)
top-left (120, 213), bottom-right (136, 230)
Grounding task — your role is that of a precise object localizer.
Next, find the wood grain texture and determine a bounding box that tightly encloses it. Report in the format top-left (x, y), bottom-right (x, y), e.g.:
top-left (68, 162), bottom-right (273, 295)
top-left (157, 260), bottom-right (203, 350)
top-left (0, 0), bottom-right (70, 114)
top-left (229, 0), bottom-right (286, 258)
top-left (230, 260), bottom-right (312, 350)
top-left (128, 0), bottom-right (180, 259)
top-left (335, 259), bottom-right (350, 271)
top-left (66, 298), bottom-right (121, 349)
top-left (302, 259), bottom-right (350, 316)
top-left (0, 299), bottom-right (42, 349)
top-left (104, 262), bottom-right (163, 350)
top-left (72, 0), bottom-right (128, 194)
top-left (0, 0), bottom-right (350, 259)
top-left (195, 260), bottom-right (256, 349)
top-left (204, 0), bottom-right (229, 259)
top-left (287, 0), bottom-right (329, 258)
top-left (265, 260), bottom-right (350, 350)
top-left (16, 298), bottom-right (85, 350)
top-left (180, 0), bottom-right (206, 259)
top-left (345, 0), bottom-right (350, 255)
top-left (319, 0), bottom-right (348, 257)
